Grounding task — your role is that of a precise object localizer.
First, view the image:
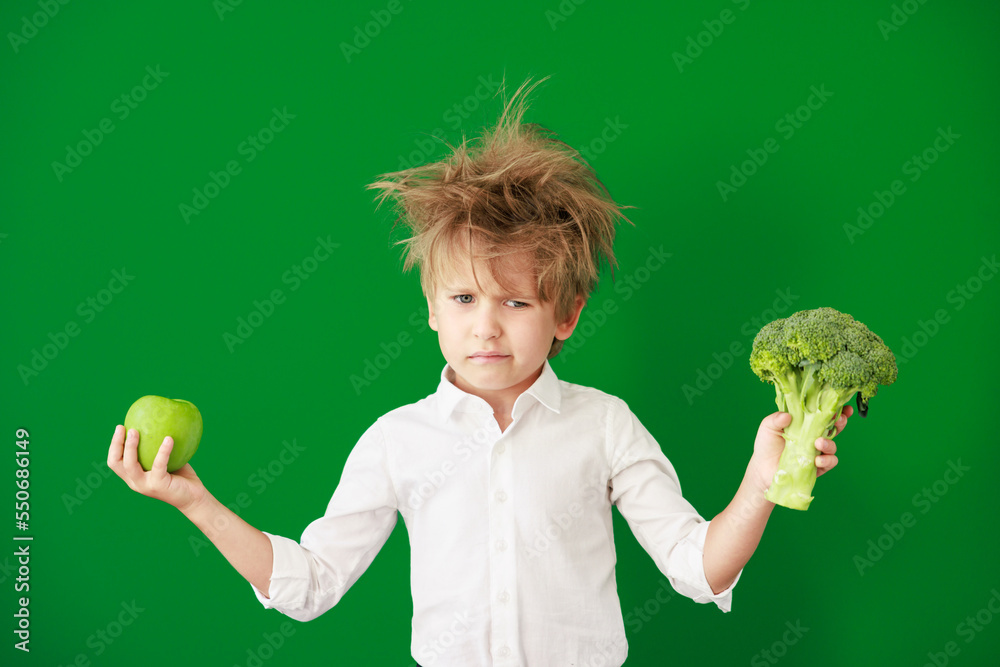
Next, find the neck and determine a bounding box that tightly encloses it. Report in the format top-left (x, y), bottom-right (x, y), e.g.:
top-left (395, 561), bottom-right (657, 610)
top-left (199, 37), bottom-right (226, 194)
top-left (457, 381), bottom-right (517, 430)
top-left (447, 364), bottom-right (546, 432)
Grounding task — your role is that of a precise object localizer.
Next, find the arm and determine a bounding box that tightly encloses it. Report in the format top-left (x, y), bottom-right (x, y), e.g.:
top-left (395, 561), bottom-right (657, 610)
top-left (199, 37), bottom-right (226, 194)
top-left (702, 459), bottom-right (773, 594)
top-left (181, 492), bottom-right (274, 597)
top-left (702, 408), bottom-right (848, 594)
top-left (108, 425), bottom-right (274, 597)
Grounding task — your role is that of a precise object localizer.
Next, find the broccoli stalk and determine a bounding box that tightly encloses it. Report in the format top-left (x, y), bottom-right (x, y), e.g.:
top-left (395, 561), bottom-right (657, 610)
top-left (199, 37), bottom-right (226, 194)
top-left (764, 362), bottom-right (855, 510)
top-left (750, 307), bottom-right (897, 511)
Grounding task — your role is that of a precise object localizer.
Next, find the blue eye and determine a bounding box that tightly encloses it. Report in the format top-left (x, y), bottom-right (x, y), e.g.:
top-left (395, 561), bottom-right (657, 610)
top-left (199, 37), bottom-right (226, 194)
top-left (507, 300), bottom-right (528, 309)
top-left (454, 294), bottom-right (474, 304)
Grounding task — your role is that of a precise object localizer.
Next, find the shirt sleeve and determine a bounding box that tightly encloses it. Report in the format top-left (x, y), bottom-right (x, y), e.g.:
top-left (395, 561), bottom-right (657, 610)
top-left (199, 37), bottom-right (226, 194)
top-left (249, 421), bottom-right (399, 621)
top-left (607, 397), bottom-right (741, 612)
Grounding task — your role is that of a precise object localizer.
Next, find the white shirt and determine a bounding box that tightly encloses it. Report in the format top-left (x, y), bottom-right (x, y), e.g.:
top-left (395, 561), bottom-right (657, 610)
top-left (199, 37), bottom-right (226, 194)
top-left (251, 360), bottom-right (740, 666)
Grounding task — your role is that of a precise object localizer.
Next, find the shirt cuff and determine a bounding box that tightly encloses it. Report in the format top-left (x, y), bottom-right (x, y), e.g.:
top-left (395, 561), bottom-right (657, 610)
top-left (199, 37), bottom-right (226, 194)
top-left (250, 531), bottom-right (312, 614)
top-left (670, 520), bottom-right (742, 613)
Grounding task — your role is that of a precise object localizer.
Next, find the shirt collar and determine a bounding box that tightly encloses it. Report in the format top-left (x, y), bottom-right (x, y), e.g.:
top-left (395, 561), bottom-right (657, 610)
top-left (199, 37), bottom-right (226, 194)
top-left (434, 359), bottom-right (563, 422)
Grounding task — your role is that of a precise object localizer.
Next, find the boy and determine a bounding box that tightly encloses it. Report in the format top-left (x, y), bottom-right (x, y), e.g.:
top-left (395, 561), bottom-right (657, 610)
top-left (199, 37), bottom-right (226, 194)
top-left (107, 76), bottom-right (847, 665)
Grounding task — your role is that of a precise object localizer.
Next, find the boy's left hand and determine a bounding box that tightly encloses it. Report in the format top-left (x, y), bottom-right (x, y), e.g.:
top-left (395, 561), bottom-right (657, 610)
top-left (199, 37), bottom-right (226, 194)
top-left (747, 406), bottom-right (850, 494)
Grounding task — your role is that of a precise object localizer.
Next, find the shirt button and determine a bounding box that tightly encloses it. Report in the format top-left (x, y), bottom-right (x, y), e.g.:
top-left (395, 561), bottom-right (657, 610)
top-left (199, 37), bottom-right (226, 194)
top-left (495, 490), bottom-right (507, 502)
top-left (498, 590), bottom-right (510, 603)
top-left (496, 539), bottom-right (507, 551)
top-left (496, 443), bottom-right (506, 454)
top-left (497, 646), bottom-right (511, 658)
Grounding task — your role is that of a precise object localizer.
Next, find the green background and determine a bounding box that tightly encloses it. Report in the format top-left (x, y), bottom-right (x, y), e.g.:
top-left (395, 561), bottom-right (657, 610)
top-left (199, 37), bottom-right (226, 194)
top-left (3, 0), bottom-right (999, 665)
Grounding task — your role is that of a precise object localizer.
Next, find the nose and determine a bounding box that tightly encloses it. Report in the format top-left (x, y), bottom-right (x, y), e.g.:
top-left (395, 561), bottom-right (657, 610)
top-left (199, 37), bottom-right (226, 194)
top-left (473, 302), bottom-right (501, 340)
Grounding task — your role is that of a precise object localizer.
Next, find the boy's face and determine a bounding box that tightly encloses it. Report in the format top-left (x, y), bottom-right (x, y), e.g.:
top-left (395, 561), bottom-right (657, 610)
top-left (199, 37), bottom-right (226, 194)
top-left (427, 252), bottom-right (584, 409)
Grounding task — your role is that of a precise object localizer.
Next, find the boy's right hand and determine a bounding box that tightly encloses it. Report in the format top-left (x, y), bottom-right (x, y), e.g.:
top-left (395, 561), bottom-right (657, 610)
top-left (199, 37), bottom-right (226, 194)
top-left (107, 424), bottom-right (208, 514)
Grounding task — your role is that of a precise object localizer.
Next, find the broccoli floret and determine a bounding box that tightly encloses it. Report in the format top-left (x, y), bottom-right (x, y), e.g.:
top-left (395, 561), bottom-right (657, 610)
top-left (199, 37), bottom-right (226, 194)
top-left (749, 307), bottom-right (897, 510)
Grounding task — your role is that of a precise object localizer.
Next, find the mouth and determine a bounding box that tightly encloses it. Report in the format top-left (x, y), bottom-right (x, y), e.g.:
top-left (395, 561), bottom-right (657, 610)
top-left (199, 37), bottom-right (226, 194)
top-left (469, 352), bottom-right (510, 364)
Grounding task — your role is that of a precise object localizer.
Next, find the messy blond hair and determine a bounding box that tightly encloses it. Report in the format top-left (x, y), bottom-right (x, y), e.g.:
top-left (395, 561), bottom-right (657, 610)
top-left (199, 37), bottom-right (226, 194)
top-left (366, 75), bottom-right (633, 357)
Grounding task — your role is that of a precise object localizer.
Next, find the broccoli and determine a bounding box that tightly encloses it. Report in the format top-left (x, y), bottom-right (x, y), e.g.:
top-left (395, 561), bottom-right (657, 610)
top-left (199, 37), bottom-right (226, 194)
top-left (749, 307), bottom-right (897, 510)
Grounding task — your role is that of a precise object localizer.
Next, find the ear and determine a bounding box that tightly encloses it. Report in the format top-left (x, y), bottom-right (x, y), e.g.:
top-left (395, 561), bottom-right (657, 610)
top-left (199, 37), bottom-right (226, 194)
top-left (554, 294), bottom-right (587, 340)
top-left (426, 293), bottom-right (438, 332)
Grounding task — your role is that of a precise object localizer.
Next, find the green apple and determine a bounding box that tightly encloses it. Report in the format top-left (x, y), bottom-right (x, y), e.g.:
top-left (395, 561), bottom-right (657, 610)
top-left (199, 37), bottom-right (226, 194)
top-left (124, 395), bottom-right (203, 472)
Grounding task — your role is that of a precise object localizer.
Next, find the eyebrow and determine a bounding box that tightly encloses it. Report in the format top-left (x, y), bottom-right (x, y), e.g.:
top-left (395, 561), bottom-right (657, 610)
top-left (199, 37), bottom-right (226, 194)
top-left (440, 285), bottom-right (538, 299)
top-left (438, 284), bottom-right (473, 294)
